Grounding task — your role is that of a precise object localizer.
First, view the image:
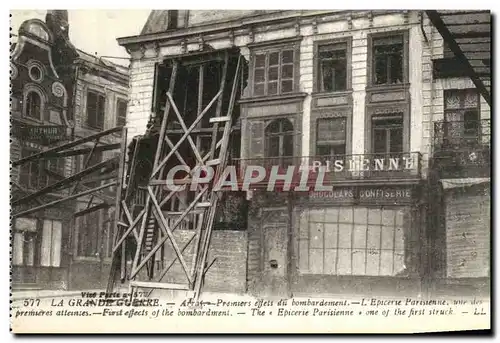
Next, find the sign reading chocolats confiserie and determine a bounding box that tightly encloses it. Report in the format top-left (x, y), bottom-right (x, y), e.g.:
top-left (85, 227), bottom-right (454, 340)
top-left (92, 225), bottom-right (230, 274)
top-left (309, 187), bottom-right (413, 203)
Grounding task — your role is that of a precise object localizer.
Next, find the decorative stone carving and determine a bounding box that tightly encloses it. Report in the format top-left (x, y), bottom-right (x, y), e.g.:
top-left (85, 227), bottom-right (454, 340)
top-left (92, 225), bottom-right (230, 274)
top-left (312, 18), bottom-right (318, 34)
top-left (294, 19), bottom-right (301, 36)
top-left (372, 106), bottom-right (405, 115)
top-left (229, 30), bottom-right (235, 47)
top-left (248, 28), bottom-right (254, 43)
top-left (403, 10), bottom-right (409, 24)
top-left (198, 36), bottom-right (204, 51)
top-left (368, 11), bottom-right (373, 28)
top-left (347, 14), bottom-right (353, 30)
top-left (51, 81), bottom-right (66, 98)
top-left (181, 39), bottom-right (187, 54)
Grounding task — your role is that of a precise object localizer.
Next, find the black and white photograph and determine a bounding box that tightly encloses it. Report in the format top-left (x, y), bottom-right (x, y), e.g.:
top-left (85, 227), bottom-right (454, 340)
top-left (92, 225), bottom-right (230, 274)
top-left (8, 8), bottom-right (492, 333)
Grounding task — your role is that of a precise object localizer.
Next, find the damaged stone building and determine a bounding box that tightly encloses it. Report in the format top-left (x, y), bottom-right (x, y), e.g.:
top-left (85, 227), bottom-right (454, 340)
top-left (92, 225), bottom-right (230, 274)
top-left (116, 10), bottom-right (490, 298)
top-left (11, 10), bottom-right (129, 290)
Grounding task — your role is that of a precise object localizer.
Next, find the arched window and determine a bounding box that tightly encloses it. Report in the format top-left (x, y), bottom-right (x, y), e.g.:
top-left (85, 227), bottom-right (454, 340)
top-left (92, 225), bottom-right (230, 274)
top-left (265, 118), bottom-right (294, 167)
top-left (25, 91), bottom-right (42, 120)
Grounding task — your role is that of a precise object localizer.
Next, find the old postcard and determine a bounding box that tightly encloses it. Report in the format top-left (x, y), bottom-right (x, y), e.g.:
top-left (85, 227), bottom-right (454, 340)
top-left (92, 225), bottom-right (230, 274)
top-left (9, 9), bottom-right (491, 334)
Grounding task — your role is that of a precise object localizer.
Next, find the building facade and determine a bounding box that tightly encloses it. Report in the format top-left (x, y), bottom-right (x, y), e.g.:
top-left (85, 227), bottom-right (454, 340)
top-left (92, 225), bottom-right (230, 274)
top-left (10, 11), bottom-right (129, 291)
top-left (117, 10), bottom-right (490, 298)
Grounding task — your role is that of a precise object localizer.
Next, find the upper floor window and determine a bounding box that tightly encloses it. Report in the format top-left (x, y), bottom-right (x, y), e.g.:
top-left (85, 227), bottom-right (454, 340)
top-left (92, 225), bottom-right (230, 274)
top-left (316, 41), bottom-right (349, 92)
top-left (371, 34), bottom-right (405, 86)
top-left (316, 117), bottom-right (347, 157)
top-left (25, 91), bottom-right (42, 120)
top-left (265, 118), bottom-right (294, 166)
top-left (116, 98), bottom-right (128, 135)
top-left (372, 113), bottom-right (404, 156)
top-left (167, 10), bottom-right (179, 30)
top-left (19, 147), bottom-right (65, 189)
top-left (252, 47), bottom-right (297, 97)
top-left (86, 91), bottom-right (106, 130)
top-left (444, 89), bottom-right (481, 145)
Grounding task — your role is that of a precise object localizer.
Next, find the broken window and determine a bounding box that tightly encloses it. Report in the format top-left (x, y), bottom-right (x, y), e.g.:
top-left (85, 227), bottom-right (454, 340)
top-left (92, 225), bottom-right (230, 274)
top-left (265, 118), bottom-right (294, 167)
top-left (252, 48), bottom-right (296, 97)
top-left (372, 113), bottom-right (404, 155)
top-left (316, 117), bottom-right (347, 157)
top-left (372, 34), bottom-right (404, 85)
top-left (86, 91), bottom-right (106, 129)
top-left (317, 42), bottom-right (348, 92)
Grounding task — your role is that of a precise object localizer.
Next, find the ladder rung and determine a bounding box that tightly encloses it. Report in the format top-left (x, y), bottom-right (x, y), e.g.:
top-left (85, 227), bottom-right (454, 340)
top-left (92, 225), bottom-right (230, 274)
top-left (206, 158), bottom-right (220, 166)
top-left (209, 116), bottom-right (230, 123)
top-left (196, 202), bottom-right (212, 208)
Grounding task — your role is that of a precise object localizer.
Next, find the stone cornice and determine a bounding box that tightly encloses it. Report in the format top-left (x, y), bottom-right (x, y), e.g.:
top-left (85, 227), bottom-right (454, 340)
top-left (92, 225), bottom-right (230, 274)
top-left (117, 10), bottom-right (407, 48)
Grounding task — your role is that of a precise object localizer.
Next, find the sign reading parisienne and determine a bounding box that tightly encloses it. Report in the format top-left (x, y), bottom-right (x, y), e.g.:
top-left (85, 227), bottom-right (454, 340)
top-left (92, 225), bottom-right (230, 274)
top-left (161, 155), bottom-right (418, 192)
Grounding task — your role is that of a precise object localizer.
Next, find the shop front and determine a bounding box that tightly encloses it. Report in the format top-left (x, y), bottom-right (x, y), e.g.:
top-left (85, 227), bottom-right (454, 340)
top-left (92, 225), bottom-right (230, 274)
top-left (11, 204), bottom-right (72, 290)
top-left (290, 184), bottom-right (424, 298)
top-left (429, 178), bottom-right (490, 298)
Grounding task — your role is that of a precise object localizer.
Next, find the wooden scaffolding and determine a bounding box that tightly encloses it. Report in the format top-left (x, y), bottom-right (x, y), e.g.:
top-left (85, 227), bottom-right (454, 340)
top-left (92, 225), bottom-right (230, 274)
top-left (11, 126), bottom-right (128, 288)
top-left (107, 50), bottom-right (243, 300)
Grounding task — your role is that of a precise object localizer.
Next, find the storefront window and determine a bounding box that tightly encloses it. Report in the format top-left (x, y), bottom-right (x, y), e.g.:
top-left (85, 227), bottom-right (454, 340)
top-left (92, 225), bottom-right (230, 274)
top-left (298, 206), bottom-right (407, 276)
top-left (13, 218), bottom-right (37, 266)
top-left (40, 219), bottom-right (62, 267)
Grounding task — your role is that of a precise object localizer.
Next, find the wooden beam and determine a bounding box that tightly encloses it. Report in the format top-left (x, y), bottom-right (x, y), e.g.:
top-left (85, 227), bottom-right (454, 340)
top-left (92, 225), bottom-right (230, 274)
top-left (130, 61), bottom-right (179, 283)
top-left (74, 202), bottom-right (110, 218)
top-left (148, 186), bottom-right (192, 283)
top-left (12, 126), bottom-right (123, 167)
top-left (37, 143), bottom-right (121, 159)
top-left (130, 186), bottom-right (208, 279)
top-left (12, 157), bottom-right (118, 206)
top-left (194, 55), bottom-right (242, 300)
top-left (152, 89), bottom-right (223, 178)
top-left (112, 209), bottom-right (145, 253)
top-left (11, 182), bottom-right (44, 205)
top-left (121, 201), bottom-right (139, 241)
top-left (426, 10), bottom-right (491, 106)
top-left (166, 92), bottom-right (204, 165)
top-left (12, 181), bottom-right (117, 218)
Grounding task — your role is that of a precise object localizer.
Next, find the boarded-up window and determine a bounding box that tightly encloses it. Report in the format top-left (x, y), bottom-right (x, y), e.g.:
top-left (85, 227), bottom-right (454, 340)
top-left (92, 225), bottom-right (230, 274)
top-left (40, 219), bottom-right (62, 267)
top-left (13, 218), bottom-right (37, 266)
top-left (298, 206), bottom-right (408, 276)
top-left (86, 91), bottom-right (106, 129)
top-left (445, 189), bottom-right (490, 278)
